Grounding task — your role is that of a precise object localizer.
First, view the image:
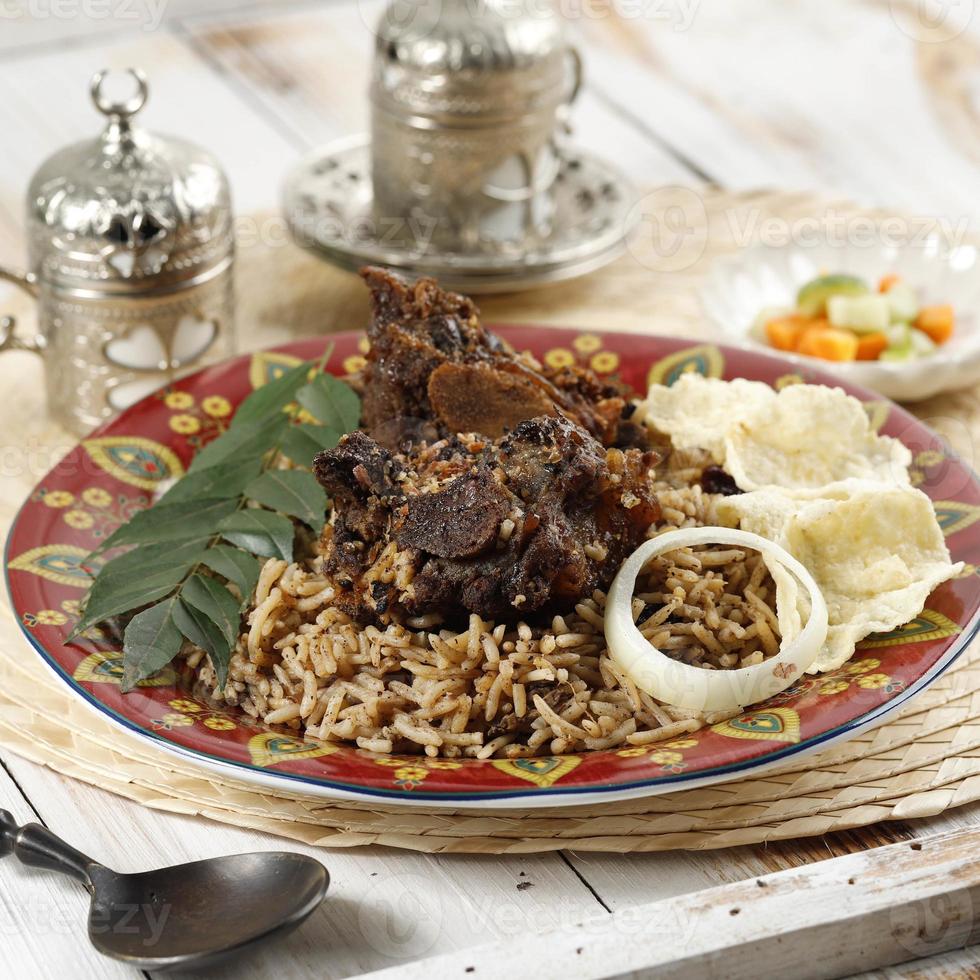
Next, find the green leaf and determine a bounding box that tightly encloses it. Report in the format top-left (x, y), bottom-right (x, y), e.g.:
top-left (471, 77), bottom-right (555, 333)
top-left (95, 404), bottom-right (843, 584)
top-left (172, 598), bottom-right (233, 688)
top-left (218, 510), bottom-right (295, 561)
top-left (95, 498), bottom-right (239, 554)
top-left (121, 595), bottom-right (184, 692)
top-left (71, 538), bottom-right (209, 638)
top-left (200, 545), bottom-right (261, 605)
top-left (64, 351), bottom-right (355, 663)
top-left (182, 574), bottom-right (242, 648)
top-left (281, 423), bottom-right (343, 466)
top-left (230, 360), bottom-right (314, 429)
top-left (296, 373), bottom-right (361, 432)
top-left (157, 457), bottom-right (264, 505)
top-left (245, 469), bottom-right (328, 532)
top-left (188, 413), bottom-right (288, 474)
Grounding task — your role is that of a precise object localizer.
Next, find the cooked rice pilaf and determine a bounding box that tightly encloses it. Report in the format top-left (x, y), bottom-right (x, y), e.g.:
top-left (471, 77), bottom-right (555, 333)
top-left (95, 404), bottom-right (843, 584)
top-left (195, 449), bottom-right (786, 758)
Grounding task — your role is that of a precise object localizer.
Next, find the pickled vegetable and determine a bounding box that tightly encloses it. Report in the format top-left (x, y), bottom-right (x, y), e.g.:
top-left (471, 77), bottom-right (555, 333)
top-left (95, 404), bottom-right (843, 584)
top-left (827, 294), bottom-right (890, 334)
top-left (915, 305), bottom-right (955, 345)
top-left (764, 315), bottom-right (808, 351)
top-left (797, 325), bottom-right (859, 361)
top-left (756, 272), bottom-right (954, 363)
top-left (855, 332), bottom-right (889, 361)
top-left (881, 280), bottom-right (918, 323)
top-left (797, 274), bottom-right (869, 317)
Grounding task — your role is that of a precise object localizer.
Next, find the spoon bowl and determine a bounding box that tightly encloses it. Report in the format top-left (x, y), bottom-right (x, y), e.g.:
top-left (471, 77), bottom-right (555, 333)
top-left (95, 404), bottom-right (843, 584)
top-left (88, 852), bottom-right (328, 970)
top-left (2, 809), bottom-right (329, 971)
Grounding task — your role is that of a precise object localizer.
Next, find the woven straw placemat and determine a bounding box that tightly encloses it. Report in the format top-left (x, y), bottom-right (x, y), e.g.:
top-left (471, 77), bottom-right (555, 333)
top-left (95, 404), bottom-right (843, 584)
top-left (2, 187), bottom-right (980, 852)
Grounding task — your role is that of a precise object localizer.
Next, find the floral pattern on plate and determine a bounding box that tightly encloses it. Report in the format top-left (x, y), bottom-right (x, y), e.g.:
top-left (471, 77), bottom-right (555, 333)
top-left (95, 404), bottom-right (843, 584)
top-left (6, 329), bottom-right (980, 805)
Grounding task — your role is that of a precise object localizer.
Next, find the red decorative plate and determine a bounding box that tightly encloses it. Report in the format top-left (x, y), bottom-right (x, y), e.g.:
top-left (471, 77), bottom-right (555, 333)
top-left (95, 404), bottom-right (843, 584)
top-left (6, 329), bottom-right (980, 808)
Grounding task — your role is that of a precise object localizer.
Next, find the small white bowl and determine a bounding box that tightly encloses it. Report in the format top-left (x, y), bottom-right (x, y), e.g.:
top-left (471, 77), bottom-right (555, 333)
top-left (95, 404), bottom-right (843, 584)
top-left (699, 240), bottom-right (980, 401)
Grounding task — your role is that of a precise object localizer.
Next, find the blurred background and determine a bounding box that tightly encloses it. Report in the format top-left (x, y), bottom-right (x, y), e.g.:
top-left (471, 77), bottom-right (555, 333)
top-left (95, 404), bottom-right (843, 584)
top-left (1, 0), bottom-right (978, 252)
top-left (1, 0), bottom-right (980, 434)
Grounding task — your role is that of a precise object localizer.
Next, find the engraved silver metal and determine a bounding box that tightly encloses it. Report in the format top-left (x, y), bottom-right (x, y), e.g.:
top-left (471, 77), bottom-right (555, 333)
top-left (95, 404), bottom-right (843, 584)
top-left (283, 135), bottom-right (636, 293)
top-left (0, 68), bottom-right (235, 435)
top-left (369, 0), bottom-right (584, 254)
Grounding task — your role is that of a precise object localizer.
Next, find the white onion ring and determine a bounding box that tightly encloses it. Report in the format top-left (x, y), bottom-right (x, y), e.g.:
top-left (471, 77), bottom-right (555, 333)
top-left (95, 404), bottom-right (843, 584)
top-left (605, 527), bottom-right (829, 713)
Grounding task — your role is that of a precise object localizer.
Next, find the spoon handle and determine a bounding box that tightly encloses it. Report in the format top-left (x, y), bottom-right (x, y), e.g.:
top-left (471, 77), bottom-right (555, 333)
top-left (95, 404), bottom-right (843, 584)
top-left (0, 809), bottom-right (96, 888)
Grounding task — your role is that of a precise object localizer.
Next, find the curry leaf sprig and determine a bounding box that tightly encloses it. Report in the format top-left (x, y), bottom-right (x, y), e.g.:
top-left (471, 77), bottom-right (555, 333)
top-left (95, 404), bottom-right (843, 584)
top-left (70, 355), bottom-right (361, 692)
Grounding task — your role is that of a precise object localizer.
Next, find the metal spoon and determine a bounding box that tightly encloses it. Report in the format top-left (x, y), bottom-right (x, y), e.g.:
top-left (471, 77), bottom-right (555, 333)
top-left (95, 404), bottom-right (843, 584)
top-left (1, 808), bottom-right (329, 971)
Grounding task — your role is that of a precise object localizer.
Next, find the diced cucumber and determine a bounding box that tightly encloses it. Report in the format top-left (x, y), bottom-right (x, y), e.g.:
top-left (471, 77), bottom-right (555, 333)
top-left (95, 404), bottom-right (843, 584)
top-left (886, 322), bottom-right (911, 345)
top-left (827, 294), bottom-right (890, 333)
top-left (880, 324), bottom-right (936, 362)
top-left (882, 281), bottom-right (919, 323)
top-left (880, 346), bottom-right (915, 362)
top-left (797, 274), bottom-right (868, 317)
top-left (881, 323), bottom-right (913, 361)
top-left (910, 327), bottom-right (937, 355)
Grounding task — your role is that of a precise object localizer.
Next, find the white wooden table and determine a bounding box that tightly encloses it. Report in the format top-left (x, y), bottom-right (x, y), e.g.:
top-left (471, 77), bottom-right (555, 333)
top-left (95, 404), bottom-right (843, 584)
top-left (4, 2), bottom-right (980, 976)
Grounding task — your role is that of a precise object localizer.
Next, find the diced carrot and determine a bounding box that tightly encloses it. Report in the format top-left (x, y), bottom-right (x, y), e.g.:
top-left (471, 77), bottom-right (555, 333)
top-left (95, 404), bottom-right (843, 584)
top-left (855, 331), bottom-right (889, 361)
top-left (797, 325), bottom-right (859, 361)
top-left (915, 305), bottom-right (955, 344)
top-left (878, 274), bottom-right (901, 293)
top-left (764, 314), bottom-right (808, 352)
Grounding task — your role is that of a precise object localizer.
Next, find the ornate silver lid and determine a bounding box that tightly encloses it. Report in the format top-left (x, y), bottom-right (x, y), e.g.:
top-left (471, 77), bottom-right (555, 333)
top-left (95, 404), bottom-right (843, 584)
top-left (372, 0), bottom-right (577, 124)
top-left (26, 69), bottom-right (234, 297)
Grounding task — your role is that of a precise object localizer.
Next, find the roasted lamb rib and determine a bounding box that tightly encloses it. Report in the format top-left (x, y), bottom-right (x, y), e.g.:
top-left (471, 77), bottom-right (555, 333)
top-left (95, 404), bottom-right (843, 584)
top-left (312, 268), bottom-right (661, 623)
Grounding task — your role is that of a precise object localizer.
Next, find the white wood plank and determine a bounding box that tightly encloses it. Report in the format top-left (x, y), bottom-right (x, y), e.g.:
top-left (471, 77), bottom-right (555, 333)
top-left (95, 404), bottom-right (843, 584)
top-left (0, 26), bottom-right (298, 239)
top-left (853, 945), bottom-right (980, 980)
top-left (0, 761), bottom-right (134, 980)
top-left (576, 1), bottom-right (980, 222)
top-left (563, 823), bottom-right (922, 913)
top-left (358, 827), bottom-right (980, 980)
top-left (0, 0), bottom-right (256, 54)
top-left (1, 752), bottom-right (608, 979)
top-left (178, 1), bottom-right (695, 185)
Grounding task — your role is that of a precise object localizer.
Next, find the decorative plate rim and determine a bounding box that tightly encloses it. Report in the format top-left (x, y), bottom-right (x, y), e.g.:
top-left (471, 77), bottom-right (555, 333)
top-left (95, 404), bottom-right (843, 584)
top-left (12, 613), bottom-right (978, 808)
top-left (6, 328), bottom-right (979, 809)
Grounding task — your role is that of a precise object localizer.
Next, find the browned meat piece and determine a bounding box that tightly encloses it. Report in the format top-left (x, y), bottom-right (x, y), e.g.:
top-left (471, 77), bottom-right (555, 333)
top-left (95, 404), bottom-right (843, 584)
top-left (359, 266), bottom-right (503, 442)
top-left (398, 469), bottom-right (510, 559)
top-left (700, 464), bottom-right (742, 496)
top-left (427, 362), bottom-right (557, 437)
top-left (485, 684), bottom-right (568, 740)
top-left (541, 364), bottom-right (632, 447)
top-left (313, 416), bottom-right (661, 622)
top-left (360, 267), bottom-right (639, 447)
top-left (311, 432), bottom-right (403, 617)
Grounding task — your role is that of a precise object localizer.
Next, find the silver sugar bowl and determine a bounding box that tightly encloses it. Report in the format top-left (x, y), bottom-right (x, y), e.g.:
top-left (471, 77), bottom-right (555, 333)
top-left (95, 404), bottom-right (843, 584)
top-left (0, 69), bottom-right (235, 435)
top-left (370, 0), bottom-right (582, 253)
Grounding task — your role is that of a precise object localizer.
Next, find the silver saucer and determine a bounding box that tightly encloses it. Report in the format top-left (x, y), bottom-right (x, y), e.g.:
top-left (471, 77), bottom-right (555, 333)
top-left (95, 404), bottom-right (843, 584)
top-left (281, 135), bottom-right (637, 293)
